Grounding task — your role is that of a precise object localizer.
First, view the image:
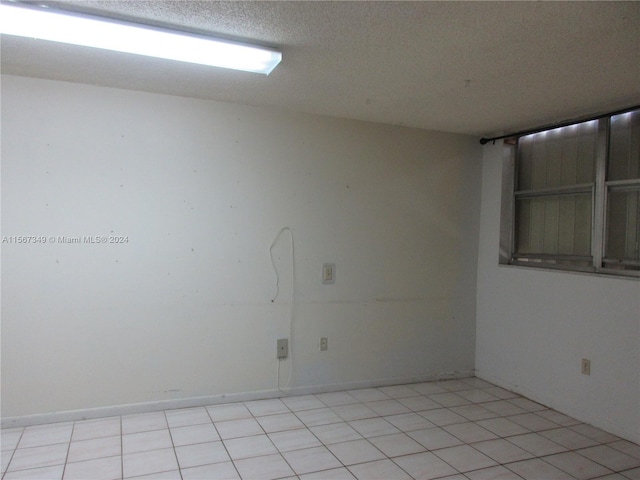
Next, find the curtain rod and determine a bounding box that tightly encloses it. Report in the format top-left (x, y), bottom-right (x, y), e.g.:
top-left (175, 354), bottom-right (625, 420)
top-left (479, 104), bottom-right (640, 145)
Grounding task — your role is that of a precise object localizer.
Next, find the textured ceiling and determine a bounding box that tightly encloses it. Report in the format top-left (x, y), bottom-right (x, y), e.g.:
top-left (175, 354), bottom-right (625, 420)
top-left (2, 1), bottom-right (640, 137)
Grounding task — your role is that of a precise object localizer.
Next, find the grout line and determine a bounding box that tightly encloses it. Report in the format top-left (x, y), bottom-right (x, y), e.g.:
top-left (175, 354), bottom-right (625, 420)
top-left (163, 410), bottom-right (183, 480)
top-left (120, 416), bottom-right (124, 480)
top-left (204, 400), bottom-right (242, 480)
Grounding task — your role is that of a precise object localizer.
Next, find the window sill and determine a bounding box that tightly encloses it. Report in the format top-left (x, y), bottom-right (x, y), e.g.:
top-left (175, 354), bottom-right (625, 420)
top-left (499, 261), bottom-right (640, 280)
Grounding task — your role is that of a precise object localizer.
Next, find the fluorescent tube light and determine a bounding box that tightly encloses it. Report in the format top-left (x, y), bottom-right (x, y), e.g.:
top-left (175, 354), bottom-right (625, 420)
top-left (0, 2), bottom-right (282, 75)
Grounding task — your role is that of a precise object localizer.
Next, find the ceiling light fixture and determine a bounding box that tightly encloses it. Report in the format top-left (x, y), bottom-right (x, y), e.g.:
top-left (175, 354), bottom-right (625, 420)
top-left (0, 2), bottom-right (282, 75)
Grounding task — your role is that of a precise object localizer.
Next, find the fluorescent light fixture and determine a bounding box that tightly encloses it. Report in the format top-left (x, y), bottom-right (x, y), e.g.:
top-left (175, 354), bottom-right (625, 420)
top-left (0, 2), bottom-right (282, 75)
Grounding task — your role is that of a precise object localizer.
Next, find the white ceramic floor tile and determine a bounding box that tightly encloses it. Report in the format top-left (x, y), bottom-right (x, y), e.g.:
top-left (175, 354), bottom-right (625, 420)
top-left (244, 399), bottom-right (289, 417)
top-left (472, 438), bottom-right (535, 464)
top-left (506, 432), bottom-right (568, 457)
top-left (165, 408), bottom-right (211, 429)
top-left (348, 458), bottom-right (413, 480)
top-left (438, 380), bottom-right (473, 392)
top-left (383, 412), bottom-right (436, 432)
top-left (465, 465), bottom-right (524, 480)
top-left (121, 413), bottom-right (168, 435)
top-left (544, 451), bottom-right (613, 480)
top-left (233, 453), bottom-right (295, 480)
top-left (223, 434), bottom-right (277, 460)
top-left (536, 410), bottom-right (582, 427)
top-left (622, 467), bottom-right (640, 479)
top-left (456, 389), bottom-right (500, 404)
top-left (610, 441), bottom-right (640, 460)
top-left (174, 441), bottom-right (229, 469)
top-left (363, 399), bottom-right (410, 416)
top-left (256, 413), bottom-right (305, 433)
top-left (571, 424), bottom-right (621, 444)
top-left (483, 386), bottom-right (520, 400)
top-left (367, 433), bottom-right (425, 457)
top-left (428, 392), bottom-right (470, 407)
top-left (63, 455), bottom-right (122, 480)
top-left (331, 404), bottom-right (377, 422)
top-left (506, 458), bottom-right (577, 480)
top-left (348, 418), bottom-right (400, 438)
top-left (181, 462), bottom-right (240, 480)
top-left (481, 400), bottom-right (528, 417)
top-left (67, 435), bottom-right (121, 463)
top-left (392, 451), bottom-right (458, 480)
top-left (268, 428), bottom-right (322, 452)
top-left (407, 427), bottom-right (464, 450)
top-left (206, 403), bottom-right (252, 422)
top-left (8, 444), bottom-right (69, 471)
top-left (72, 418), bottom-right (121, 442)
top-left (418, 408), bottom-right (468, 426)
top-left (508, 398), bottom-right (547, 412)
top-left (215, 418), bottom-right (264, 440)
top-left (540, 427), bottom-right (601, 450)
top-left (295, 408), bottom-right (343, 427)
top-left (578, 445), bottom-right (640, 472)
top-left (327, 439), bottom-right (385, 466)
top-left (507, 413), bottom-right (560, 432)
top-left (299, 467), bottom-right (356, 480)
top-left (123, 430), bottom-right (173, 455)
top-left (347, 389), bottom-right (390, 403)
top-left (281, 395), bottom-right (325, 412)
top-left (2, 428), bottom-right (24, 451)
top-left (461, 378), bottom-right (495, 389)
top-left (3, 378), bottom-right (638, 480)
top-left (19, 424), bottom-right (73, 449)
top-left (282, 445), bottom-right (342, 475)
top-left (476, 417), bottom-right (530, 437)
top-left (126, 470), bottom-right (181, 479)
top-left (315, 392), bottom-right (360, 407)
top-left (180, 461), bottom-right (240, 480)
top-left (449, 404), bottom-right (498, 422)
top-left (409, 383), bottom-right (447, 396)
top-left (443, 421), bottom-right (498, 443)
top-left (397, 395), bottom-right (442, 412)
top-left (310, 423), bottom-right (363, 445)
top-left (169, 423), bottom-right (219, 447)
top-left (378, 385), bottom-right (421, 399)
top-left (122, 448), bottom-right (178, 478)
top-left (3, 464), bottom-right (65, 480)
top-left (2, 450), bottom-right (14, 473)
top-left (433, 444), bottom-right (497, 472)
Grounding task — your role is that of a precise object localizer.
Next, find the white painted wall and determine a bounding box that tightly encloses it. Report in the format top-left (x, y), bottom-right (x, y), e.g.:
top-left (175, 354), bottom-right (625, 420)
top-left (476, 141), bottom-right (640, 443)
top-left (1, 75), bottom-right (481, 419)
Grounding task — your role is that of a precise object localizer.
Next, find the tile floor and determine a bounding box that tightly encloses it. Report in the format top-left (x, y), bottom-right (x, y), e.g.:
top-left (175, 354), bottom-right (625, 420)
top-left (1, 377), bottom-right (639, 480)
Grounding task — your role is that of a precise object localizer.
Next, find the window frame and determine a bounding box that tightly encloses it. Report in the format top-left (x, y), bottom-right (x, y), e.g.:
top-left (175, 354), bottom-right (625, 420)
top-left (501, 110), bottom-right (640, 278)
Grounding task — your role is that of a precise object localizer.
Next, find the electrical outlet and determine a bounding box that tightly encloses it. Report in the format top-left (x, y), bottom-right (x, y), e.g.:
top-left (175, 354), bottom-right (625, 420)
top-left (320, 337), bottom-right (328, 351)
top-left (581, 358), bottom-right (591, 375)
top-left (277, 338), bottom-right (288, 359)
top-left (322, 263), bottom-right (335, 284)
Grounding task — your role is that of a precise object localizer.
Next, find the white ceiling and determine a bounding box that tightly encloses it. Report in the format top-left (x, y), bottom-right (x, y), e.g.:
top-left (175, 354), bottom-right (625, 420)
top-left (2, 1), bottom-right (640, 137)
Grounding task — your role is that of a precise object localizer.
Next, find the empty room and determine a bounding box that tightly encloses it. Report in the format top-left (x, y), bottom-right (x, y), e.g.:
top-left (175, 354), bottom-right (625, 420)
top-left (1, 1), bottom-right (639, 479)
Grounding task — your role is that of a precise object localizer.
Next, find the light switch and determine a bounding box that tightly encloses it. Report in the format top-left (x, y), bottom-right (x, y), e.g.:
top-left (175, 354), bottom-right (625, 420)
top-left (322, 263), bottom-right (335, 284)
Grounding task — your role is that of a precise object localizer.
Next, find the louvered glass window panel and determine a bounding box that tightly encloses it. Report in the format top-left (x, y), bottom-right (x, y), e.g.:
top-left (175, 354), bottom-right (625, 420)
top-left (606, 189), bottom-right (640, 263)
top-left (515, 193), bottom-right (592, 257)
top-left (608, 110), bottom-right (640, 181)
top-left (517, 120), bottom-right (597, 191)
top-left (605, 109), bottom-right (640, 271)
